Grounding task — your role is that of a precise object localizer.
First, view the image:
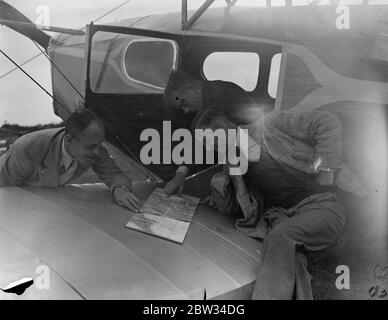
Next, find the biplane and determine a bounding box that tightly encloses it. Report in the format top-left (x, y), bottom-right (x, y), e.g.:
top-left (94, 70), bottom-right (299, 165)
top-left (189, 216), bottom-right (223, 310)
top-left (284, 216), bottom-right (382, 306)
top-left (0, 0), bottom-right (387, 299)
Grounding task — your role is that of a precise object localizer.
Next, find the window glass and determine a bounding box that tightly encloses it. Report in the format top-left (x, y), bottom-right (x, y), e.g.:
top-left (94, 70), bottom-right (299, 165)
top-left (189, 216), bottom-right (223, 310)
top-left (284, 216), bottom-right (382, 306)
top-left (90, 31), bottom-right (178, 94)
top-left (268, 53), bottom-right (282, 98)
top-left (124, 39), bottom-right (176, 89)
top-left (203, 52), bottom-right (260, 92)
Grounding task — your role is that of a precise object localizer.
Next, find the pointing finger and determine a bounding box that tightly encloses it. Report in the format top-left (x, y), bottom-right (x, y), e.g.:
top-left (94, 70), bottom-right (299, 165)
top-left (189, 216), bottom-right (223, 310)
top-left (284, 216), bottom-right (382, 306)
top-left (127, 195), bottom-right (141, 212)
top-left (124, 198), bottom-right (139, 212)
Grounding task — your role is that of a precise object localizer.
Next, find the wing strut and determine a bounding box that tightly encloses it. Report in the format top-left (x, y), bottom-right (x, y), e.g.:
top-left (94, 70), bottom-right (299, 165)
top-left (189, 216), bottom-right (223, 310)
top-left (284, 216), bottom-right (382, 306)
top-left (181, 0), bottom-right (241, 30)
top-left (181, 0), bottom-right (216, 30)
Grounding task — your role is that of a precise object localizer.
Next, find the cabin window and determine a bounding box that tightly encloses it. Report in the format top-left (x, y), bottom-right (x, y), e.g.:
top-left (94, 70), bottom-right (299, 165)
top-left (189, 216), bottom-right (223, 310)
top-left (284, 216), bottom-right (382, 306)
top-left (268, 53), bottom-right (282, 98)
top-left (202, 52), bottom-right (260, 92)
top-left (89, 31), bottom-right (178, 94)
top-left (123, 39), bottom-right (177, 90)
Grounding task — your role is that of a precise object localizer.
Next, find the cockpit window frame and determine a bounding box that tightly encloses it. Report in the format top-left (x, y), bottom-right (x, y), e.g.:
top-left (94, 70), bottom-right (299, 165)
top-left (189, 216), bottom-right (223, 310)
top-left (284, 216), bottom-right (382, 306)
top-left (122, 38), bottom-right (179, 91)
top-left (83, 24), bottom-right (183, 98)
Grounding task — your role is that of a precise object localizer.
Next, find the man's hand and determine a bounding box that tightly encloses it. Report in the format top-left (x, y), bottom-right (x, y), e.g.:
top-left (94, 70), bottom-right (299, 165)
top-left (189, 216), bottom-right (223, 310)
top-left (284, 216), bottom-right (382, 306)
top-left (163, 166), bottom-right (189, 196)
top-left (113, 186), bottom-right (142, 212)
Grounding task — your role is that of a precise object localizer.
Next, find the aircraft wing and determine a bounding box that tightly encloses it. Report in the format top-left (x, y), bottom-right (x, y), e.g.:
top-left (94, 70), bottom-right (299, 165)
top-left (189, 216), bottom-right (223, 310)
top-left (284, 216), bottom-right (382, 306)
top-left (0, 182), bottom-right (261, 300)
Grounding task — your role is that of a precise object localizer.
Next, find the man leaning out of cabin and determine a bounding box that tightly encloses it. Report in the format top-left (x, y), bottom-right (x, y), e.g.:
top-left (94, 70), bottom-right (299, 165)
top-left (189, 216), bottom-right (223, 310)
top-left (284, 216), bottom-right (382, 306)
top-left (162, 69), bottom-right (258, 195)
top-left (193, 106), bottom-right (368, 300)
top-left (0, 109), bottom-right (142, 212)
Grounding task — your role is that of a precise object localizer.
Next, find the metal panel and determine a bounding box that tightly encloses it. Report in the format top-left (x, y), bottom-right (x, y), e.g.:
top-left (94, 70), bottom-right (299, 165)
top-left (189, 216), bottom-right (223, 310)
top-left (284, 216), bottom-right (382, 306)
top-left (0, 182), bottom-right (261, 299)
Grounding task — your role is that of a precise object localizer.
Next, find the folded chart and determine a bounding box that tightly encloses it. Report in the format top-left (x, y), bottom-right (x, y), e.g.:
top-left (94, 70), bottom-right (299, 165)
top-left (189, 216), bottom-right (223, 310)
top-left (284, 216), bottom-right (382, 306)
top-left (125, 188), bottom-right (200, 244)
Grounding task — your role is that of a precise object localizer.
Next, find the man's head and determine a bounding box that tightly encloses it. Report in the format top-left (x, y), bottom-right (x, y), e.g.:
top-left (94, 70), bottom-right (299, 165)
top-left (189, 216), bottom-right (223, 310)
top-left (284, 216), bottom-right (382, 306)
top-left (64, 109), bottom-right (105, 166)
top-left (193, 108), bottom-right (261, 163)
top-left (192, 108), bottom-right (236, 152)
top-left (164, 70), bottom-right (203, 113)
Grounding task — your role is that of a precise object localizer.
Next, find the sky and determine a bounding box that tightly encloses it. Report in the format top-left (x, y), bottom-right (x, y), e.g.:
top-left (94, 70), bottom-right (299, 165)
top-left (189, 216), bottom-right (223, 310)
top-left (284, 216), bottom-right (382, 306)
top-left (0, 0), bottom-right (283, 125)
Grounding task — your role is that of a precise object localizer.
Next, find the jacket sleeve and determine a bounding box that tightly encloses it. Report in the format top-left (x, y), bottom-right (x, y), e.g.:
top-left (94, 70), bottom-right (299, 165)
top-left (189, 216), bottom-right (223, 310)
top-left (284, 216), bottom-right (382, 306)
top-left (91, 146), bottom-right (132, 191)
top-left (268, 110), bottom-right (343, 170)
top-left (309, 111), bottom-right (343, 170)
top-left (0, 142), bottom-right (34, 186)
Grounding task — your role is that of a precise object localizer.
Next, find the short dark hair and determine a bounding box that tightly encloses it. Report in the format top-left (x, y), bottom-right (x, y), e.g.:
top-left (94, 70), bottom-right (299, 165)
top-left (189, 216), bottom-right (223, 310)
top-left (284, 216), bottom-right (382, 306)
top-left (163, 70), bottom-right (196, 107)
top-left (165, 70), bottom-right (193, 92)
top-left (65, 109), bottom-right (104, 140)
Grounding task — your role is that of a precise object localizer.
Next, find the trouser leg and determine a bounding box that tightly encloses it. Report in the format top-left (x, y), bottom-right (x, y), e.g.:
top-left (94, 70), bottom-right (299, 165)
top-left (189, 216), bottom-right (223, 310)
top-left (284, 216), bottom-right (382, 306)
top-left (253, 229), bottom-right (296, 300)
top-left (209, 172), bottom-right (239, 215)
top-left (252, 196), bottom-right (345, 300)
top-left (295, 252), bottom-right (313, 300)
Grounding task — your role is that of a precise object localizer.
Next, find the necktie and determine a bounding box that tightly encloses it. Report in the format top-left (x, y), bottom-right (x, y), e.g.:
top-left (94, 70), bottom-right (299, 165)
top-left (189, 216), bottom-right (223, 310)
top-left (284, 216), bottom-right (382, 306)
top-left (58, 159), bottom-right (77, 185)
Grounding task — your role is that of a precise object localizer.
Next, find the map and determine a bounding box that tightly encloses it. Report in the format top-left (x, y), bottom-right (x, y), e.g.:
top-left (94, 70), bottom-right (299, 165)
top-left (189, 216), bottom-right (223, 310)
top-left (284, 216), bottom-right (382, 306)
top-left (125, 188), bottom-right (200, 244)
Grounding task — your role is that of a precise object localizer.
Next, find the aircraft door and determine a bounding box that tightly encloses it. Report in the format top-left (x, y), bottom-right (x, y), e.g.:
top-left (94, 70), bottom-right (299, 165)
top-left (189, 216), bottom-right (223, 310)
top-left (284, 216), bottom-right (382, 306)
top-left (83, 24), bottom-right (188, 181)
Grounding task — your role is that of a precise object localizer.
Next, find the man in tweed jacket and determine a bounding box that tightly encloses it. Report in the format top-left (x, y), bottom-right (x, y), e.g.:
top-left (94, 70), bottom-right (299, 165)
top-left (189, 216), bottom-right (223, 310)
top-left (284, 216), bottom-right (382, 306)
top-left (194, 106), bottom-right (367, 300)
top-left (0, 109), bottom-right (142, 212)
top-left (164, 70), bottom-right (367, 299)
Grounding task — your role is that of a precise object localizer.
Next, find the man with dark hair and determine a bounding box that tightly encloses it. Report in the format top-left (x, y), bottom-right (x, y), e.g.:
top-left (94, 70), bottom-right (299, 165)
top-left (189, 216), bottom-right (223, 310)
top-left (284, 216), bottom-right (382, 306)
top-left (164, 70), bottom-right (259, 121)
top-left (163, 70), bottom-right (259, 195)
top-left (0, 109), bottom-right (141, 212)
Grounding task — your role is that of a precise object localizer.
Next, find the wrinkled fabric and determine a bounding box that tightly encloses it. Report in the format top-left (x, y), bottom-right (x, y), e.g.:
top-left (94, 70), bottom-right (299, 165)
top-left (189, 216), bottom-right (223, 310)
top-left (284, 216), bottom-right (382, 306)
top-left (251, 194), bottom-right (345, 300)
top-left (209, 172), bottom-right (345, 300)
top-left (211, 107), bottom-right (368, 196)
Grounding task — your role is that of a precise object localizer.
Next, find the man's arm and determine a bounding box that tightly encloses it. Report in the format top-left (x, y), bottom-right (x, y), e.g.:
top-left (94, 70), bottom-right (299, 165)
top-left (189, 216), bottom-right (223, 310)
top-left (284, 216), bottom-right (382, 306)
top-left (91, 147), bottom-right (141, 212)
top-left (269, 109), bottom-right (343, 170)
top-left (308, 110), bottom-right (343, 171)
top-left (163, 165), bottom-right (189, 196)
top-left (0, 143), bottom-right (33, 186)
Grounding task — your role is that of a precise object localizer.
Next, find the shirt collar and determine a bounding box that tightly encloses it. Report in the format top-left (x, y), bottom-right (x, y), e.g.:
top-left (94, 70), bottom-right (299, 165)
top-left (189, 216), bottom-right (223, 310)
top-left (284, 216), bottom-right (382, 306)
top-left (61, 136), bottom-right (76, 170)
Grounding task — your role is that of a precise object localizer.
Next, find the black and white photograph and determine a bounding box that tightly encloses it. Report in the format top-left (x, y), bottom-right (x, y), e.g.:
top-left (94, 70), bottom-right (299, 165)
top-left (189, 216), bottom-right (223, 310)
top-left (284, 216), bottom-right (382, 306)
top-left (0, 0), bottom-right (387, 305)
